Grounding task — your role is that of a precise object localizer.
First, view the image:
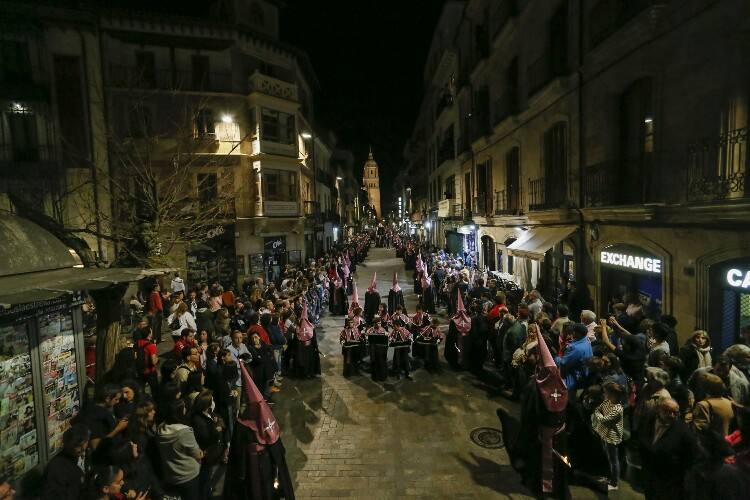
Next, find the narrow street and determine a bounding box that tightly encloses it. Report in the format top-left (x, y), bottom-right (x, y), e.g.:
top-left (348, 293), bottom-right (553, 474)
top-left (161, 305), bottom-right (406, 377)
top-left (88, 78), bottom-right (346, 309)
top-left (272, 249), bottom-right (624, 499)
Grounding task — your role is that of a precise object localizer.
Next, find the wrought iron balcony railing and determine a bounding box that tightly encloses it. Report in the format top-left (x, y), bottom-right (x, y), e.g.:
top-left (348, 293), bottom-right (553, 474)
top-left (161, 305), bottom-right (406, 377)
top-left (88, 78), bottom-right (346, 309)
top-left (528, 177), bottom-right (567, 211)
top-left (686, 127), bottom-right (748, 203)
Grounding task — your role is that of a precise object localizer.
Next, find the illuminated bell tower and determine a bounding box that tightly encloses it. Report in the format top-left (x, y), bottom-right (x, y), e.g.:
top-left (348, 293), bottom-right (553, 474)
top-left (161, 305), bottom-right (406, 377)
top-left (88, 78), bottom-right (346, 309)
top-left (362, 147), bottom-right (382, 219)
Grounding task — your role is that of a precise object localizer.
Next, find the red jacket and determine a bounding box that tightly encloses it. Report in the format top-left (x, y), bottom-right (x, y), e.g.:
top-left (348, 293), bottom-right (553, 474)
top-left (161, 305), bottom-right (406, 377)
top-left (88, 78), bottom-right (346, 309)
top-left (148, 291), bottom-right (163, 314)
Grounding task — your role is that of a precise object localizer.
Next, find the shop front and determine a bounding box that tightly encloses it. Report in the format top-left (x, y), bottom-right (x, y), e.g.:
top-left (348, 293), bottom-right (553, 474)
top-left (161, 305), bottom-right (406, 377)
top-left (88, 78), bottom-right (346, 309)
top-left (598, 244), bottom-right (664, 319)
top-left (708, 258), bottom-right (750, 350)
top-left (186, 224), bottom-right (237, 288)
top-left (507, 225), bottom-right (578, 300)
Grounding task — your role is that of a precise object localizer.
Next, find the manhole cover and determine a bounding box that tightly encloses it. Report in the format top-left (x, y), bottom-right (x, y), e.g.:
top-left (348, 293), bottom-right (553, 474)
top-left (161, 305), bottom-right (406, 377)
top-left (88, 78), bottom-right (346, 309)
top-left (470, 427), bottom-right (504, 449)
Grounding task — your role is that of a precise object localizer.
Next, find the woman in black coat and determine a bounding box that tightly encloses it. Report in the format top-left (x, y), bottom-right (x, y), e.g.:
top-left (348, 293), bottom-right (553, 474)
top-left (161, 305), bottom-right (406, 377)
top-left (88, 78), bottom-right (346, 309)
top-left (191, 390), bottom-right (226, 500)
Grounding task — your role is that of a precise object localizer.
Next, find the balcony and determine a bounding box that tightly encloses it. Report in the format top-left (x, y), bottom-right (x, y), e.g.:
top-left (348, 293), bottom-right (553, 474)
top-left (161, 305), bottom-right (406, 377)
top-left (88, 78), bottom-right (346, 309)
top-left (107, 66), bottom-right (233, 93)
top-left (0, 145), bottom-right (60, 193)
top-left (248, 70), bottom-right (298, 102)
top-left (686, 127), bottom-right (748, 203)
top-left (437, 198), bottom-right (453, 218)
top-left (528, 177), bottom-right (567, 211)
top-left (494, 189), bottom-right (520, 215)
top-left (263, 200), bottom-right (299, 217)
top-left (451, 202), bottom-right (464, 219)
top-left (581, 156), bottom-right (658, 207)
top-left (492, 91), bottom-right (517, 126)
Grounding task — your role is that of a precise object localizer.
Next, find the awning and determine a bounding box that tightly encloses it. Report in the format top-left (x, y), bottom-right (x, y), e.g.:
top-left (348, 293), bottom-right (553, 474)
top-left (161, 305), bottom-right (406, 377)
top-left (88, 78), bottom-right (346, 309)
top-left (507, 225), bottom-right (578, 260)
top-left (0, 267), bottom-right (171, 307)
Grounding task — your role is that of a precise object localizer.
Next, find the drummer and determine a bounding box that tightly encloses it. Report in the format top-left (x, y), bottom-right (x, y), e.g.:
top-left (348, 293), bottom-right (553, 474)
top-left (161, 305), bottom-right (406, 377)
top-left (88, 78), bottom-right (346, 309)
top-left (417, 317), bottom-right (443, 373)
top-left (389, 321), bottom-right (413, 380)
top-left (366, 316), bottom-right (390, 382)
top-left (340, 317), bottom-right (362, 377)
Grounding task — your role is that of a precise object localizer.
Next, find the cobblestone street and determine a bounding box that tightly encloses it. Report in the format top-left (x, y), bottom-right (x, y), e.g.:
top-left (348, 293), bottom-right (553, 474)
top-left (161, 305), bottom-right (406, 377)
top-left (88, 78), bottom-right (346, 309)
top-left (273, 248), bottom-right (634, 499)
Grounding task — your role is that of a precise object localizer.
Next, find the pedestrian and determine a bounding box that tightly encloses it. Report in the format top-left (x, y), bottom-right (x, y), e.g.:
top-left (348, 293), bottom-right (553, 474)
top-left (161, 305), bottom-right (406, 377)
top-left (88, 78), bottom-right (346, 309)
top-left (156, 399), bottom-right (203, 500)
top-left (148, 283), bottom-right (164, 344)
top-left (592, 382), bottom-right (625, 491)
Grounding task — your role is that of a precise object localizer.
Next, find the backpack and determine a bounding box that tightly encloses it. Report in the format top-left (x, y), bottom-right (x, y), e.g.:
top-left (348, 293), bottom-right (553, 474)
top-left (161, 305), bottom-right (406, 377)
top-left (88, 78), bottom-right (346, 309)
top-left (169, 314), bottom-right (181, 331)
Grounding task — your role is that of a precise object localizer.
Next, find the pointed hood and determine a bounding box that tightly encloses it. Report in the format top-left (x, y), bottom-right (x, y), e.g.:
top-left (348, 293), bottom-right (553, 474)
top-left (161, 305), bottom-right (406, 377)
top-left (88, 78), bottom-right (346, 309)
top-left (297, 299), bottom-right (314, 342)
top-left (237, 362), bottom-right (280, 447)
top-left (452, 292), bottom-right (471, 335)
top-left (391, 272), bottom-right (401, 293)
top-left (348, 282), bottom-right (360, 317)
top-left (367, 272), bottom-right (378, 293)
top-left (421, 273), bottom-right (431, 289)
top-left (415, 254), bottom-right (424, 273)
top-left (535, 330), bottom-right (568, 413)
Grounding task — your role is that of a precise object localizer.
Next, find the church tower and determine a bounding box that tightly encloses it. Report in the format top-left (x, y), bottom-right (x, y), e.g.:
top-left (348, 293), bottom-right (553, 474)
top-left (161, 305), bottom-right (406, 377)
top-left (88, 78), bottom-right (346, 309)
top-left (362, 147), bottom-right (382, 219)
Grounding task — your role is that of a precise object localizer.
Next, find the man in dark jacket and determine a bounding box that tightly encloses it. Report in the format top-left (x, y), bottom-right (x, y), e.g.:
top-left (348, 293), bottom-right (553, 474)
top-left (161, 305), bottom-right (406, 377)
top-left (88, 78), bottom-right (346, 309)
top-left (40, 424), bottom-right (90, 500)
top-left (639, 397), bottom-right (697, 500)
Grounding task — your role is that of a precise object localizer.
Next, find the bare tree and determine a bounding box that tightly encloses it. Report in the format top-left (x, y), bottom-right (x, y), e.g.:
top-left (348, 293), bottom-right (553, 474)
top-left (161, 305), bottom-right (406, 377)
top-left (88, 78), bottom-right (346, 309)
top-left (65, 89), bottom-right (249, 268)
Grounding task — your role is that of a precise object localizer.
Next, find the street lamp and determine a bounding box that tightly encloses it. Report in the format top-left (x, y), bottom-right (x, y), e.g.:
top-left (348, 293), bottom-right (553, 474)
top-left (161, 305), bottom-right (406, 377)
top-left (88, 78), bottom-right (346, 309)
top-left (221, 114), bottom-right (234, 123)
top-left (301, 131), bottom-right (312, 139)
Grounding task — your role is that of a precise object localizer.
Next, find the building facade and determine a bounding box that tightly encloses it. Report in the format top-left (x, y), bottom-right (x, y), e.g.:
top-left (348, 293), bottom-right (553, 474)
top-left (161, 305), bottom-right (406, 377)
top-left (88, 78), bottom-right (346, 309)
top-left (405, 0), bottom-right (750, 349)
top-left (0, 1), bottom-right (114, 263)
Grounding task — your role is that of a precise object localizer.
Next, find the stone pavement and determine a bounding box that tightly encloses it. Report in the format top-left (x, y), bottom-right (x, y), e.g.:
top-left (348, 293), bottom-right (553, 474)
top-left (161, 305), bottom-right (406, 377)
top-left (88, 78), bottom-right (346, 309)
top-left (272, 248), bottom-right (639, 499)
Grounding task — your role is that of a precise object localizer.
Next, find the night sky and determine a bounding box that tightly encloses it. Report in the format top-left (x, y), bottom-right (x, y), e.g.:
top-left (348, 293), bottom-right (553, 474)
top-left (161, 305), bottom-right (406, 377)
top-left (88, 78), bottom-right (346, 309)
top-left (281, 1), bottom-right (445, 210)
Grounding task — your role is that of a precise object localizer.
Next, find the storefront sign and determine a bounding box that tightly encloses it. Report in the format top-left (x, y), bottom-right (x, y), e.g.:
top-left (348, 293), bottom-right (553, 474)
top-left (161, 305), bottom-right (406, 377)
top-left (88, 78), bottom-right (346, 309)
top-left (726, 269), bottom-right (750, 289)
top-left (206, 226), bottom-right (225, 240)
top-left (600, 251), bottom-right (662, 274)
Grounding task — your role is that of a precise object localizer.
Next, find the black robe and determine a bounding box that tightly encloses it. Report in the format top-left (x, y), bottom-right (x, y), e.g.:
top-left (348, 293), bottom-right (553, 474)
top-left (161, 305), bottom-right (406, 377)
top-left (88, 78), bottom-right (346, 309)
top-left (420, 284), bottom-right (436, 314)
top-left (367, 331), bottom-right (389, 382)
top-left (444, 321), bottom-right (461, 370)
top-left (463, 315), bottom-right (488, 373)
top-left (387, 289), bottom-right (406, 315)
top-left (293, 332), bottom-right (320, 378)
top-left (363, 290), bottom-right (380, 325)
top-left (413, 272), bottom-right (422, 296)
top-left (498, 379), bottom-right (571, 500)
top-left (225, 426), bottom-right (295, 500)
top-left (331, 287), bottom-right (348, 316)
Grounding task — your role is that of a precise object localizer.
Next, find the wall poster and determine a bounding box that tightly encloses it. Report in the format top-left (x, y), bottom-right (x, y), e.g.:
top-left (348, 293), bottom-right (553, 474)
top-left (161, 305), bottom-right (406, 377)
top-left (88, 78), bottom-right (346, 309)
top-left (0, 322), bottom-right (38, 480)
top-left (38, 311), bottom-right (80, 456)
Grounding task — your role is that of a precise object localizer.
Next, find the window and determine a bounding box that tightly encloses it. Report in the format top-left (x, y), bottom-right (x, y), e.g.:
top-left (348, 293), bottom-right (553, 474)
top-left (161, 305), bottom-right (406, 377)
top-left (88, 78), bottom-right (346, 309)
top-left (195, 108), bottom-right (215, 138)
top-left (444, 175), bottom-right (455, 199)
top-left (0, 40), bottom-right (32, 81)
top-left (476, 160), bottom-right (492, 213)
top-left (619, 77), bottom-right (653, 203)
top-left (191, 55), bottom-right (210, 90)
top-left (197, 173), bottom-right (218, 205)
top-left (53, 55), bottom-right (88, 166)
top-left (135, 51), bottom-right (156, 88)
top-left (261, 108), bottom-right (295, 144)
top-left (543, 122), bottom-right (568, 206)
top-left (263, 169), bottom-right (297, 201)
top-left (128, 103), bottom-right (152, 138)
top-left (8, 110), bottom-right (38, 161)
top-left (506, 147), bottom-right (520, 212)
